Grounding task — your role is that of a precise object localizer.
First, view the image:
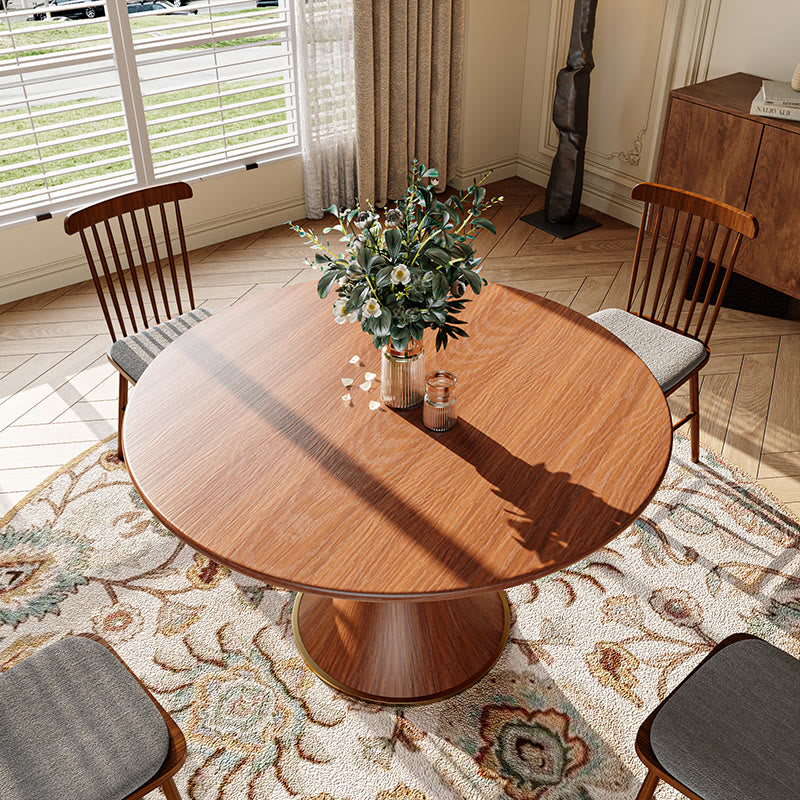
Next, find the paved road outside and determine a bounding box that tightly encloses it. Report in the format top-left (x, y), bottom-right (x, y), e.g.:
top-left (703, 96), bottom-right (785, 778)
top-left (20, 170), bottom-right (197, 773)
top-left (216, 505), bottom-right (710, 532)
top-left (0, 4), bottom-right (286, 109)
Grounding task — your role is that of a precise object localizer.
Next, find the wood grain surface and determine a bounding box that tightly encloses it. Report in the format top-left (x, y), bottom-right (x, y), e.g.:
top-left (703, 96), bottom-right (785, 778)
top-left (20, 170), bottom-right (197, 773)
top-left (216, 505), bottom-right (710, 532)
top-left (670, 72), bottom-right (800, 135)
top-left (293, 591), bottom-right (510, 703)
top-left (741, 126), bottom-right (800, 297)
top-left (656, 97), bottom-right (763, 209)
top-left (123, 281), bottom-right (672, 600)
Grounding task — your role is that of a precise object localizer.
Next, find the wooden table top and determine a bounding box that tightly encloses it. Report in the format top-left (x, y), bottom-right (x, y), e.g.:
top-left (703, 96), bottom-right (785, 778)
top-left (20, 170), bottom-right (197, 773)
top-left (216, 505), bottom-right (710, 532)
top-left (123, 282), bottom-right (672, 600)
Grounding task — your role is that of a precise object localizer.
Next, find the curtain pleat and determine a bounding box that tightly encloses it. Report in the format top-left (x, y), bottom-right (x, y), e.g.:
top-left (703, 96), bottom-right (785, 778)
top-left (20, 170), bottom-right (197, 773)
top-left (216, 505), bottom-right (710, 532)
top-left (294, 0), bottom-right (358, 219)
top-left (354, 0), bottom-right (465, 207)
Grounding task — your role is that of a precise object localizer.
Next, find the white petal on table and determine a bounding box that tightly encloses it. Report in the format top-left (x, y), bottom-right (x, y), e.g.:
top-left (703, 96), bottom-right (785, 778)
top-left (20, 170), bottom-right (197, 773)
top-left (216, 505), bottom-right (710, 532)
top-left (341, 378), bottom-right (354, 387)
top-left (368, 401), bottom-right (380, 411)
top-left (364, 372), bottom-right (376, 381)
top-left (341, 393), bottom-right (352, 403)
top-left (349, 355), bottom-right (361, 364)
top-left (360, 381), bottom-right (372, 391)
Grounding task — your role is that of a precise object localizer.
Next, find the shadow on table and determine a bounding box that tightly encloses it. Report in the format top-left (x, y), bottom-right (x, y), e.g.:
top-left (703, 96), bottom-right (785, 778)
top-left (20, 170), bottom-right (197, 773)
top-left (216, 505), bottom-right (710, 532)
top-left (407, 414), bottom-right (635, 568)
top-left (186, 340), bottom-right (635, 588)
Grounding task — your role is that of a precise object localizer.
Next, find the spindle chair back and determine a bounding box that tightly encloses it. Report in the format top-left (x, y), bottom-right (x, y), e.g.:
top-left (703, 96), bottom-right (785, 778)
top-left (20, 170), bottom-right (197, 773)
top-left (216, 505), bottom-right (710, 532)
top-left (64, 182), bottom-right (195, 342)
top-left (628, 182), bottom-right (758, 347)
top-left (64, 183), bottom-right (210, 460)
top-left (589, 183), bottom-right (757, 462)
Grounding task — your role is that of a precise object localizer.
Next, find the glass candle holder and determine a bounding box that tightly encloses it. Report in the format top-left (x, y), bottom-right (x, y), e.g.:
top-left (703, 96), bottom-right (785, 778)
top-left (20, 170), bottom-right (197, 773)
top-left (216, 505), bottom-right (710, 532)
top-left (423, 371), bottom-right (457, 431)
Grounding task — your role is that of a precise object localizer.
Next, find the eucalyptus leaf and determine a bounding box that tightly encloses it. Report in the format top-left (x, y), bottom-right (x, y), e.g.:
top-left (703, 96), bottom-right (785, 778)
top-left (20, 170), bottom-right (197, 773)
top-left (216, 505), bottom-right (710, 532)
top-left (376, 266), bottom-right (393, 288)
top-left (385, 227), bottom-right (402, 260)
top-left (460, 267), bottom-right (483, 294)
top-left (425, 247), bottom-right (451, 266)
top-left (473, 217), bottom-right (496, 235)
top-left (375, 307), bottom-right (392, 336)
top-left (432, 272), bottom-right (448, 298)
top-left (317, 270), bottom-right (340, 299)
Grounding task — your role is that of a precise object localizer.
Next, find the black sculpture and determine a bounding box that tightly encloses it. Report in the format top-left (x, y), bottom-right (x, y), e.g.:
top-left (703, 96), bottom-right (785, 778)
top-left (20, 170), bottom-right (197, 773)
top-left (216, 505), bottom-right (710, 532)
top-left (523, 0), bottom-right (600, 239)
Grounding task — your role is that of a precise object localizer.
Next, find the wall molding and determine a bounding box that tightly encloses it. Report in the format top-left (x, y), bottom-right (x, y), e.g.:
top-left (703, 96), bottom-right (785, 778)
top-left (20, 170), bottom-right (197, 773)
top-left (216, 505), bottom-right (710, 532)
top-left (0, 193), bottom-right (306, 304)
top-left (515, 153), bottom-right (642, 226)
top-left (449, 154), bottom-right (520, 189)
top-left (520, 0), bottom-right (723, 228)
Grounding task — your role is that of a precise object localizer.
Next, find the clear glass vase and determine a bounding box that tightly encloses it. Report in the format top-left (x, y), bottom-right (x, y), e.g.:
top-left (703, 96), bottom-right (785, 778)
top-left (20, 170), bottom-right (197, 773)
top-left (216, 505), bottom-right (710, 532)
top-left (423, 370), bottom-right (457, 431)
top-left (380, 338), bottom-right (425, 408)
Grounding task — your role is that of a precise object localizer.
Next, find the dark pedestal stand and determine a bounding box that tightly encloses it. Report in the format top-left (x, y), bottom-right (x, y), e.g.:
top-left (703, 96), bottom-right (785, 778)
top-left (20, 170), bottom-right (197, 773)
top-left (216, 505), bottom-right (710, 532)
top-left (521, 208), bottom-right (600, 239)
top-left (523, 0), bottom-right (600, 240)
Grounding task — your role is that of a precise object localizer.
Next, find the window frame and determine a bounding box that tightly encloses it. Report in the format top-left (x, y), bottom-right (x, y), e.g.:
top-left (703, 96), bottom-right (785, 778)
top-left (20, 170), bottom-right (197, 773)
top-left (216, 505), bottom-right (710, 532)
top-left (0, 0), bottom-right (300, 229)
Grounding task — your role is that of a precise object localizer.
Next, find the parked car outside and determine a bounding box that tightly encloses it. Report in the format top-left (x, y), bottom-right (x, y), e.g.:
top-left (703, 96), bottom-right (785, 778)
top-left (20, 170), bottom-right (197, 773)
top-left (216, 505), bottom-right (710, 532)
top-left (28, 0), bottom-right (105, 20)
top-left (127, 1), bottom-right (198, 13)
top-left (255, 0), bottom-right (278, 6)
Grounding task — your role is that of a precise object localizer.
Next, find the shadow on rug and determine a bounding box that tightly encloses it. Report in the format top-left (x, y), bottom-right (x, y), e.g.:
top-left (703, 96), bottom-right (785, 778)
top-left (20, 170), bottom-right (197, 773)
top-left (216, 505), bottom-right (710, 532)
top-left (1, 434), bottom-right (798, 800)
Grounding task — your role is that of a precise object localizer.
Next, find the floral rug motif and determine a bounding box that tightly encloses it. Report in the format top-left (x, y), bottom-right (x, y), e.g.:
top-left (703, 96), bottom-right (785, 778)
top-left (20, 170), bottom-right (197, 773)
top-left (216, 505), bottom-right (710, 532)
top-left (1, 435), bottom-right (798, 800)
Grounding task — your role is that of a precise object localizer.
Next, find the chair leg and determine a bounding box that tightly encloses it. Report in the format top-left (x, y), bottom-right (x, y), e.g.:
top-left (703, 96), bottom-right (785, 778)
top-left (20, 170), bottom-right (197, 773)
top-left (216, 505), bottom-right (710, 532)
top-left (117, 374), bottom-right (128, 461)
top-left (688, 372), bottom-right (700, 463)
top-left (161, 777), bottom-right (182, 800)
top-left (635, 769), bottom-right (660, 800)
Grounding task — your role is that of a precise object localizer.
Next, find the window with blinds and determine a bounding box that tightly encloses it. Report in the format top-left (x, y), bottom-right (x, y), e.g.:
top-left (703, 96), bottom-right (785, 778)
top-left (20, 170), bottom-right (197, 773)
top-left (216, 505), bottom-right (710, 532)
top-left (0, 0), bottom-right (297, 225)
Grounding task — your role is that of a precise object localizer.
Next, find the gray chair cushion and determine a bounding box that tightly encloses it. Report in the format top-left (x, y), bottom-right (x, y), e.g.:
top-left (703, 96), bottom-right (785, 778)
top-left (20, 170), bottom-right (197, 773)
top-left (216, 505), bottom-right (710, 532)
top-left (588, 308), bottom-right (707, 392)
top-left (650, 637), bottom-right (800, 800)
top-left (0, 636), bottom-right (170, 800)
top-left (109, 307), bottom-right (212, 383)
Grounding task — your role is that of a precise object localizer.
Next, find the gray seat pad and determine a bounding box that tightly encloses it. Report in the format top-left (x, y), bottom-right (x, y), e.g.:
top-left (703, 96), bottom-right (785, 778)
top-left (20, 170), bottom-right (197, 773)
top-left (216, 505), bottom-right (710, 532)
top-left (0, 636), bottom-right (170, 800)
top-left (589, 308), bottom-right (706, 392)
top-left (109, 307), bottom-right (212, 383)
top-left (650, 637), bottom-right (800, 800)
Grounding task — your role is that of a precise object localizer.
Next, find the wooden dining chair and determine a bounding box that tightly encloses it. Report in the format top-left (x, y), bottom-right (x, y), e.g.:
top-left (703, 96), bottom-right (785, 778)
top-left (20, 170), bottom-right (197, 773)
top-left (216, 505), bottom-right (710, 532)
top-left (0, 632), bottom-right (187, 800)
top-left (589, 182), bottom-right (758, 462)
top-left (634, 633), bottom-right (800, 800)
top-left (64, 182), bottom-right (211, 459)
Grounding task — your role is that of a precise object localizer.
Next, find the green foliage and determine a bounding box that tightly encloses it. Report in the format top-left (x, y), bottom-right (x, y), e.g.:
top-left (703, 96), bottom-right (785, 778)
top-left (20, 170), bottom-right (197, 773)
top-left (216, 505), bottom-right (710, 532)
top-left (290, 160), bottom-right (503, 350)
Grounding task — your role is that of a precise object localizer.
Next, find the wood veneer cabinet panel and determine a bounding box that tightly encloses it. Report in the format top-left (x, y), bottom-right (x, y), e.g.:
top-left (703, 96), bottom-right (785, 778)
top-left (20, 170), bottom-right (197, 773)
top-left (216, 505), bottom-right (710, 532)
top-left (657, 98), bottom-right (762, 208)
top-left (744, 126), bottom-right (800, 298)
top-left (656, 72), bottom-right (800, 300)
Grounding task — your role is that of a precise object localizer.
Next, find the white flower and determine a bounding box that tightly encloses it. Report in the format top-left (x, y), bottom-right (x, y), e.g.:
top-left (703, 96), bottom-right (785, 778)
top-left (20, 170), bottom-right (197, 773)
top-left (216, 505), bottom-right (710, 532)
top-left (332, 299), bottom-right (356, 324)
top-left (350, 235), bottom-right (366, 254)
top-left (384, 208), bottom-right (404, 228)
top-left (355, 211), bottom-right (378, 230)
top-left (362, 297), bottom-right (382, 318)
top-left (391, 264), bottom-right (411, 285)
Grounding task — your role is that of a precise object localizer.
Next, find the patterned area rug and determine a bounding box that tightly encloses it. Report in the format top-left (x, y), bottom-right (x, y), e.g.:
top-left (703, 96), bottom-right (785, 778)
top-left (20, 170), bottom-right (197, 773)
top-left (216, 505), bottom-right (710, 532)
top-left (1, 434), bottom-right (798, 800)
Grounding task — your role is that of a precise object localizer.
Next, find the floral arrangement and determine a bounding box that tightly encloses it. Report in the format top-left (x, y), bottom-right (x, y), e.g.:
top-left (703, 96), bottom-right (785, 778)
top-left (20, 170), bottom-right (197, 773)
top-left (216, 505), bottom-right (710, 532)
top-left (291, 162), bottom-right (502, 351)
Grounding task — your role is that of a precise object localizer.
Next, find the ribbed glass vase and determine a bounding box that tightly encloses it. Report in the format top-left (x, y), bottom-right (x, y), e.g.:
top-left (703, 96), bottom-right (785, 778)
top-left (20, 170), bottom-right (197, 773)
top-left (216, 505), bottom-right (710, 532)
top-left (380, 338), bottom-right (425, 409)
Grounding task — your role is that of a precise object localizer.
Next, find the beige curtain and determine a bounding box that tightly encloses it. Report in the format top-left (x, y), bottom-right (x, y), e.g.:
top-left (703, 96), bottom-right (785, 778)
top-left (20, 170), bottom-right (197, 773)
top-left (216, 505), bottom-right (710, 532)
top-left (294, 0), bottom-right (358, 219)
top-left (353, 0), bottom-right (465, 207)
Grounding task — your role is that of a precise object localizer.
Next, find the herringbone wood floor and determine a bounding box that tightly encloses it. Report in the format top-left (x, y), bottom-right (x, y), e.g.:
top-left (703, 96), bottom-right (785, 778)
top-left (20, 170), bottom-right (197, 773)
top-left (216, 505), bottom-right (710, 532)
top-left (1, 177), bottom-right (799, 519)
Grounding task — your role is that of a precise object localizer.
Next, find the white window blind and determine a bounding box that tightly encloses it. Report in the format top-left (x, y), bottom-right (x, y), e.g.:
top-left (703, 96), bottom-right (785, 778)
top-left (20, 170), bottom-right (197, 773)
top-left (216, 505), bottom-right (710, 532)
top-left (0, 0), bottom-right (297, 225)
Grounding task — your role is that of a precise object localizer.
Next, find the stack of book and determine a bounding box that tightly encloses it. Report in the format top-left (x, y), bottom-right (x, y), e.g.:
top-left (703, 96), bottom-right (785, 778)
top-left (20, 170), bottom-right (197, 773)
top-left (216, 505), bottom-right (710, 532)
top-left (750, 79), bottom-right (800, 121)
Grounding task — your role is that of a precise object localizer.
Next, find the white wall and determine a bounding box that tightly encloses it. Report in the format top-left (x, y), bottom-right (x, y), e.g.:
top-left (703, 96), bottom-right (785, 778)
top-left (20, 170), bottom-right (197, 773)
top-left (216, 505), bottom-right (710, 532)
top-left (708, 1), bottom-right (800, 82)
top-left (5, 0), bottom-right (800, 302)
top-left (452, 0), bottom-right (530, 187)
top-left (0, 157), bottom-right (305, 304)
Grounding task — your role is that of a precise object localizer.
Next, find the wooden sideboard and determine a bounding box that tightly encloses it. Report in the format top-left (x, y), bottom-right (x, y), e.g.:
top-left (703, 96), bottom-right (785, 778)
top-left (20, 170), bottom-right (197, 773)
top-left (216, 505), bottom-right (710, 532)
top-left (656, 72), bottom-right (800, 300)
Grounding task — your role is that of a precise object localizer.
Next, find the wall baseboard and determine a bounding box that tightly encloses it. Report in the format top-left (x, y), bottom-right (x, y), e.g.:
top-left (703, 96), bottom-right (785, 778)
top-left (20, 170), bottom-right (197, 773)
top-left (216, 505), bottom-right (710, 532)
top-left (450, 155), bottom-right (520, 189)
top-left (455, 152), bottom-right (642, 228)
top-left (0, 194), bottom-right (306, 304)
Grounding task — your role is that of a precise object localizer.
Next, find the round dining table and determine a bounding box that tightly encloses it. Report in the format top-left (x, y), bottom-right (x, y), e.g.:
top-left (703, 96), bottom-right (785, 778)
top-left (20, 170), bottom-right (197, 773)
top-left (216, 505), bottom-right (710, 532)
top-left (123, 281), bottom-right (672, 704)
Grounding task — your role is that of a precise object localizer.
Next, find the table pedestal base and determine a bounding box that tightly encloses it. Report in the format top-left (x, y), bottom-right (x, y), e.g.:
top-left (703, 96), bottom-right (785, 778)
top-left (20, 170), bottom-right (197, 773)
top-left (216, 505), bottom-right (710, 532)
top-left (292, 591), bottom-right (510, 704)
